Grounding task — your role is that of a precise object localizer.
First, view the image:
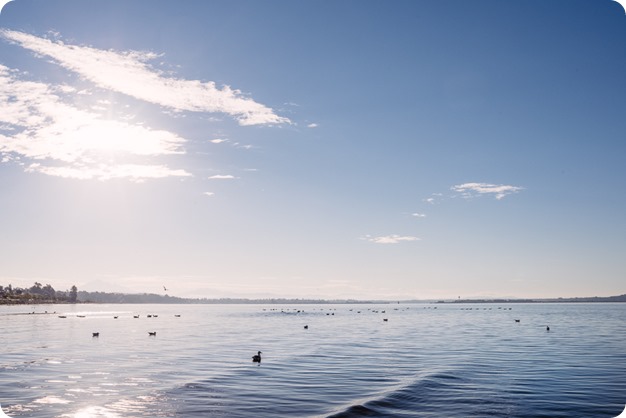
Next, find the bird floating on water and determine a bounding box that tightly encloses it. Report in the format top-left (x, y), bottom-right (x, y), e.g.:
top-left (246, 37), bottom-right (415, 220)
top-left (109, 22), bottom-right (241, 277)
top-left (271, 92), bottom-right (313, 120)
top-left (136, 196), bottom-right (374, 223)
top-left (304, 325), bottom-right (308, 329)
top-left (148, 331), bottom-right (157, 336)
top-left (252, 351), bottom-right (262, 364)
top-left (514, 319), bottom-right (520, 323)
top-left (92, 332), bottom-right (99, 337)
top-left (546, 326), bottom-right (550, 331)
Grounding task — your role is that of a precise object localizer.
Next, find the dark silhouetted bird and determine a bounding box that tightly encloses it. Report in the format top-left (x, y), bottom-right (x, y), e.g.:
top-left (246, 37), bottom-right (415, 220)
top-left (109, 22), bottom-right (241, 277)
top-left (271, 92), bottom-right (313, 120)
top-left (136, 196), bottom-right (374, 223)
top-left (252, 351), bottom-right (262, 363)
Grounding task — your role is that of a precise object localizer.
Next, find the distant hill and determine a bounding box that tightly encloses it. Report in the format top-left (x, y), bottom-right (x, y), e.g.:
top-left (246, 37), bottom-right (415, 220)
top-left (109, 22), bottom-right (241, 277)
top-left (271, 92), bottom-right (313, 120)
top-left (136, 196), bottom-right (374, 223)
top-left (76, 291), bottom-right (368, 304)
top-left (77, 291), bottom-right (626, 304)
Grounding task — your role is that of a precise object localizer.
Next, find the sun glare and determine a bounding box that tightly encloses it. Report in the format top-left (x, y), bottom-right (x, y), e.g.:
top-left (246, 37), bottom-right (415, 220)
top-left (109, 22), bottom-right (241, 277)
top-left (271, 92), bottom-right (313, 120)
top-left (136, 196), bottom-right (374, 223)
top-left (65, 406), bottom-right (122, 418)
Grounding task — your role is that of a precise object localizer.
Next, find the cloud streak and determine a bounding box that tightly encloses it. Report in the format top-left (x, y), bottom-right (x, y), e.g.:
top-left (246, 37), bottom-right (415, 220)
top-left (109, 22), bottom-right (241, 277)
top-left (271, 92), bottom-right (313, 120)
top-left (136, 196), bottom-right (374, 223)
top-left (451, 182), bottom-right (523, 200)
top-left (25, 163), bottom-right (190, 181)
top-left (362, 234), bottom-right (420, 244)
top-left (208, 174), bottom-right (235, 180)
top-left (0, 29), bottom-right (290, 126)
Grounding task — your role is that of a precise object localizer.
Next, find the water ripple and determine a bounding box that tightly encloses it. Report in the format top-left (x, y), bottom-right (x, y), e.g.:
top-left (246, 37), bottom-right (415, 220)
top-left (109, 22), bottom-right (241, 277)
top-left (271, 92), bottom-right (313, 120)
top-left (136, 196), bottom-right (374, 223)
top-left (1, 303), bottom-right (624, 417)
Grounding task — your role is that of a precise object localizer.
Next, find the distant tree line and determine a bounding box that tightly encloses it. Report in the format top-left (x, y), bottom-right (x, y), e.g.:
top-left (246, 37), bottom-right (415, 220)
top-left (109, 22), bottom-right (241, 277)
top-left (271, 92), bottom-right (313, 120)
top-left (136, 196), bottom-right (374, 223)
top-left (0, 282), bottom-right (78, 304)
top-left (77, 291), bottom-right (180, 304)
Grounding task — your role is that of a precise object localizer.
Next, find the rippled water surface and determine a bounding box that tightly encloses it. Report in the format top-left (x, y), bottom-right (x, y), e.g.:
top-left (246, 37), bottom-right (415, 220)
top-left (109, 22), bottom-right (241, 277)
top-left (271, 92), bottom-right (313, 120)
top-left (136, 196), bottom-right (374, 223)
top-left (1, 303), bottom-right (624, 417)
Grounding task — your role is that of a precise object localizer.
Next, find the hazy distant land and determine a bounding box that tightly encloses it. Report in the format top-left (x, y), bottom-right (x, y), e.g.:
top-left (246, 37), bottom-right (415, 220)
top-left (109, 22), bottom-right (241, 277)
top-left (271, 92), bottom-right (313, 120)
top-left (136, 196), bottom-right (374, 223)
top-left (1, 282), bottom-right (625, 305)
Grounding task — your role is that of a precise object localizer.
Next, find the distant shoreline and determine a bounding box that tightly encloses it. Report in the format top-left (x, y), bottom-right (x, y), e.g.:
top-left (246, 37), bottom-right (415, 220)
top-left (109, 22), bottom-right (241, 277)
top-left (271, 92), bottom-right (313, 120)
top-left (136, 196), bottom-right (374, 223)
top-left (0, 300), bottom-right (90, 306)
top-left (444, 296), bottom-right (626, 303)
top-left (2, 293), bottom-right (625, 306)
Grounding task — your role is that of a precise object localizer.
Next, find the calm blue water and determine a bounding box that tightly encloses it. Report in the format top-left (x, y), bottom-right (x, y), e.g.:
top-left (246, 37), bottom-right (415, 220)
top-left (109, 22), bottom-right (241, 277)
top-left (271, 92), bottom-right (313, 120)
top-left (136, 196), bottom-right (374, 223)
top-left (0, 303), bottom-right (624, 417)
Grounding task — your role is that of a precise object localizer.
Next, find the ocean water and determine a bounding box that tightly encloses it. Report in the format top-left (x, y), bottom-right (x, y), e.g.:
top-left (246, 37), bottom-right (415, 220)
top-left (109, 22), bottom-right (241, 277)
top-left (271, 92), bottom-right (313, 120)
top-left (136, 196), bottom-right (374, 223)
top-left (0, 302), bottom-right (624, 418)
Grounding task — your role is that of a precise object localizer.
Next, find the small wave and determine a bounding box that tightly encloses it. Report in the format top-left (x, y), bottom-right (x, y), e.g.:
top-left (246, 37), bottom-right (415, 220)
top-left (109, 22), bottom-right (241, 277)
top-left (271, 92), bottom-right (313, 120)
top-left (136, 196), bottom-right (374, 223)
top-left (326, 368), bottom-right (513, 417)
top-left (327, 404), bottom-right (378, 417)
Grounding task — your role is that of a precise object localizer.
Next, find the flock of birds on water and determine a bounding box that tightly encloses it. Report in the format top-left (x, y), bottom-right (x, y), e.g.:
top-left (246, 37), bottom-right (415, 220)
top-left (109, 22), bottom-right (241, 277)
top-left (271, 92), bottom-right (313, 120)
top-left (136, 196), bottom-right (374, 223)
top-left (50, 305), bottom-right (551, 364)
top-left (53, 313), bottom-right (182, 339)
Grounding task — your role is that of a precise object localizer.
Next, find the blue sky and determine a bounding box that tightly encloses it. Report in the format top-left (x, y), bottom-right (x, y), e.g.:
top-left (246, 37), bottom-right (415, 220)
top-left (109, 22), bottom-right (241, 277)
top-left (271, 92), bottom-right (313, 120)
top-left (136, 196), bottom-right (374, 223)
top-left (0, 0), bottom-right (624, 300)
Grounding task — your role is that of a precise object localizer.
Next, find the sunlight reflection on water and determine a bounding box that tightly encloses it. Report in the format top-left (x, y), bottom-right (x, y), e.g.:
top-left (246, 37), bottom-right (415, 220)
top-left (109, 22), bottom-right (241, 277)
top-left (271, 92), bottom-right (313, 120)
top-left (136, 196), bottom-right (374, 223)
top-left (60, 406), bottom-right (121, 418)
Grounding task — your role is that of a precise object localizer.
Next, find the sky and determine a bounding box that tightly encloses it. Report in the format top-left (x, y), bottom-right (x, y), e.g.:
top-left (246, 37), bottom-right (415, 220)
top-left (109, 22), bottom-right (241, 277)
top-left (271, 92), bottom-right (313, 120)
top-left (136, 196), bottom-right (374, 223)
top-left (0, 0), bottom-right (624, 300)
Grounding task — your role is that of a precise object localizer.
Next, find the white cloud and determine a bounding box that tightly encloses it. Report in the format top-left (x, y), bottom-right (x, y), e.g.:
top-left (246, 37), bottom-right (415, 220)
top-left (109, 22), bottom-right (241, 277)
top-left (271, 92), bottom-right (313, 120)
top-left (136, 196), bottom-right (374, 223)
top-left (0, 29), bottom-right (290, 126)
top-left (208, 174), bottom-right (235, 180)
top-left (411, 213), bottom-right (427, 218)
top-left (26, 163), bottom-right (191, 182)
top-left (423, 193), bottom-right (442, 204)
top-left (203, 191), bottom-right (215, 197)
top-left (451, 182), bottom-right (523, 200)
top-left (362, 234), bottom-right (420, 244)
top-left (0, 64), bottom-right (191, 181)
top-left (307, 123), bottom-right (318, 128)
top-left (209, 138), bottom-right (228, 144)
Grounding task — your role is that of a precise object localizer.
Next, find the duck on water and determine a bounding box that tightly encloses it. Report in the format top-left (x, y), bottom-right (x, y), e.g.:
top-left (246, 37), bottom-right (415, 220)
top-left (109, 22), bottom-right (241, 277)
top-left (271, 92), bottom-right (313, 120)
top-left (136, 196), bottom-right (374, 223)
top-left (252, 351), bottom-right (262, 364)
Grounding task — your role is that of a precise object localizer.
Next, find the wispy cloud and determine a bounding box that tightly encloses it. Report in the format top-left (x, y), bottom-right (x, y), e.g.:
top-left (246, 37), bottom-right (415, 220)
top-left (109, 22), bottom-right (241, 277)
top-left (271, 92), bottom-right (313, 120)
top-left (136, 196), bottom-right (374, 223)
top-left (208, 174), bottom-right (236, 180)
top-left (209, 138), bottom-right (229, 144)
top-left (0, 29), bottom-right (290, 126)
top-left (362, 234), bottom-right (420, 244)
top-left (26, 163), bottom-right (190, 182)
top-left (307, 123), bottom-right (318, 128)
top-left (411, 213), bottom-right (427, 218)
top-left (451, 182), bottom-right (523, 200)
top-left (0, 65), bottom-right (190, 181)
top-left (423, 193), bottom-right (443, 204)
